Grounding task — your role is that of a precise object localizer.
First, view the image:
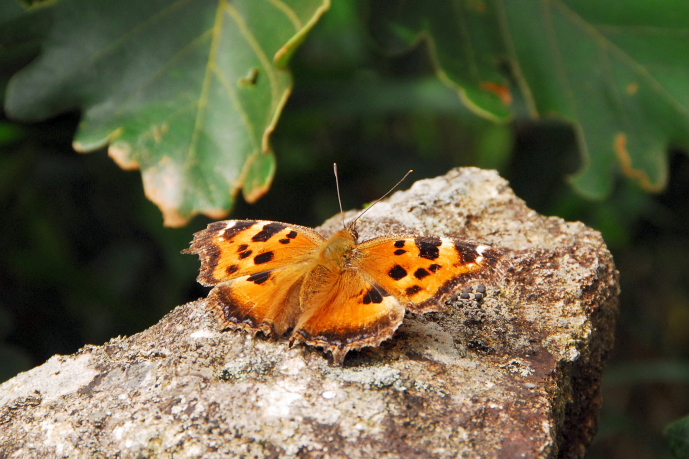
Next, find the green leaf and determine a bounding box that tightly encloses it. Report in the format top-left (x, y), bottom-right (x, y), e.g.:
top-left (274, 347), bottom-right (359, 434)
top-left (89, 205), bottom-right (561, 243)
top-left (369, 1), bottom-right (512, 122)
top-left (4, 0), bottom-right (330, 226)
top-left (667, 415), bottom-right (689, 459)
top-left (371, 0), bottom-right (689, 199)
top-left (499, 0), bottom-right (689, 198)
top-left (0, 1), bottom-right (47, 97)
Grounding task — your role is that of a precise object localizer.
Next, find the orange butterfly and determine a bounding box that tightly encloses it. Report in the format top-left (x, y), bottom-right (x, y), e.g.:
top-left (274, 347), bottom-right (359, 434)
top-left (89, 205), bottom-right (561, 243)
top-left (184, 168), bottom-right (500, 364)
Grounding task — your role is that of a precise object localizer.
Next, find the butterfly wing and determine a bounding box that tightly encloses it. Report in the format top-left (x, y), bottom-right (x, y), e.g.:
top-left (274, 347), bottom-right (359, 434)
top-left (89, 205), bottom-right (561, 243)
top-left (352, 235), bottom-right (500, 312)
top-left (183, 220), bottom-right (326, 336)
top-left (207, 265), bottom-right (308, 337)
top-left (291, 265), bottom-right (405, 364)
top-left (183, 220), bottom-right (325, 285)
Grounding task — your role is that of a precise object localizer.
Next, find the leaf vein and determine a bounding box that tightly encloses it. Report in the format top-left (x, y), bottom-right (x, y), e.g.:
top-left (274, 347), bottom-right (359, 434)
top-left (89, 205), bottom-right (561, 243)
top-left (212, 66), bottom-right (260, 151)
top-left (113, 28), bottom-right (214, 118)
top-left (185, 0), bottom-right (227, 193)
top-left (267, 0), bottom-right (302, 30)
top-left (553, 0), bottom-right (689, 119)
top-left (223, 1), bottom-right (280, 110)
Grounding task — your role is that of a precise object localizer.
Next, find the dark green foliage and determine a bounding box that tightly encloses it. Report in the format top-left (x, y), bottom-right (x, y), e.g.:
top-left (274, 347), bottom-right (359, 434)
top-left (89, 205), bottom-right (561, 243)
top-left (667, 415), bottom-right (689, 459)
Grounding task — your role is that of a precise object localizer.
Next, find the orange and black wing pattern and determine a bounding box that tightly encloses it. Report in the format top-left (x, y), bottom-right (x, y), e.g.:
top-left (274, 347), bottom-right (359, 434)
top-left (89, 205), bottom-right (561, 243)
top-left (353, 235), bottom-right (500, 312)
top-left (183, 220), bottom-right (325, 285)
top-left (291, 266), bottom-right (405, 364)
top-left (183, 220), bottom-right (325, 336)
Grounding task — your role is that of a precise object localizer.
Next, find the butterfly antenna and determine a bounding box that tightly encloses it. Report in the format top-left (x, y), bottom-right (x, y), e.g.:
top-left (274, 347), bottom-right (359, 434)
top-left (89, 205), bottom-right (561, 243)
top-left (334, 163), bottom-right (346, 229)
top-left (349, 169), bottom-right (413, 228)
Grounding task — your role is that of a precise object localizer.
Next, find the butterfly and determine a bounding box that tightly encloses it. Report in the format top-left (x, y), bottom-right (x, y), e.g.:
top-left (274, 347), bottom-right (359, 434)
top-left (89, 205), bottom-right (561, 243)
top-left (183, 168), bottom-right (501, 364)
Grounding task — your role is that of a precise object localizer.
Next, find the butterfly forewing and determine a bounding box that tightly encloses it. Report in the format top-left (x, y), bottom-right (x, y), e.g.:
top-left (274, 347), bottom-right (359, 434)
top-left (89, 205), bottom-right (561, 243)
top-left (353, 235), bottom-right (499, 312)
top-left (183, 220), bottom-right (325, 286)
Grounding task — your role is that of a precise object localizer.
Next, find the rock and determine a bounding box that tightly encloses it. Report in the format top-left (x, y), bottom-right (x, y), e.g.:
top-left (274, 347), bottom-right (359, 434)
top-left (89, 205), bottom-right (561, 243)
top-left (0, 168), bottom-right (619, 458)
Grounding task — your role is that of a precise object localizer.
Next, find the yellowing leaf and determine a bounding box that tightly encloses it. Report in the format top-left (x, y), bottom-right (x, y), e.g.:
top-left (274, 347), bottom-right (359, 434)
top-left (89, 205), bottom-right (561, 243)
top-left (5, 0), bottom-right (330, 226)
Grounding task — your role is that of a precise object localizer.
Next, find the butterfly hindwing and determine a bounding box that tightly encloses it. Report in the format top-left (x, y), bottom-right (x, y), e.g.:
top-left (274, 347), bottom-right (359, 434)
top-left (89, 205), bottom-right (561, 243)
top-left (209, 264), bottom-right (307, 337)
top-left (353, 235), bottom-right (499, 312)
top-left (183, 220), bottom-right (325, 286)
top-left (291, 266), bottom-right (405, 364)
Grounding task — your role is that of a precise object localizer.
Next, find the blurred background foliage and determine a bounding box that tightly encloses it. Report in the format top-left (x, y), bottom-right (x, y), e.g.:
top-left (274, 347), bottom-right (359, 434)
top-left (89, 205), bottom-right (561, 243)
top-left (1, 1), bottom-right (689, 458)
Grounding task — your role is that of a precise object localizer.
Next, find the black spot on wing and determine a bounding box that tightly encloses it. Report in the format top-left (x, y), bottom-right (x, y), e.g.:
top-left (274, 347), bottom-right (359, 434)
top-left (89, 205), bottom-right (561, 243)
top-left (226, 265), bottom-right (240, 275)
top-left (247, 271), bottom-right (271, 285)
top-left (394, 240), bottom-right (406, 248)
top-left (239, 250), bottom-right (252, 259)
top-left (279, 238), bottom-right (290, 244)
top-left (429, 264), bottom-right (441, 272)
top-left (454, 241), bottom-right (479, 263)
top-left (363, 288), bottom-right (386, 304)
top-left (416, 237), bottom-right (442, 260)
top-left (286, 230), bottom-right (298, 239)
top-left (406, 285), bottom-right (423, 296)
top-left (394, 249), bottom-right (407, 255)
top-left (222, 221), bottom-right (255, 240)
top-left (252, 222), bottom-right (286, 242)
top-left (388, 265), bottom-right (407, 280)
top-left (254, 252), bottom-right (274, 264)
top-left (206, 221), bottom-right (230, 233)
top-left (414, 268), bottom-right (430, 279)
top-left (237, 244), bottom-right (249, 252)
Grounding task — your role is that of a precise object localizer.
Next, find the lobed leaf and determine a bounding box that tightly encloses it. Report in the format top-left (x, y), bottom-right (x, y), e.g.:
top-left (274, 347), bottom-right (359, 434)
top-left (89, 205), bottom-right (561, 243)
top-left (5, 0), bottom-right (330, 226)
top-left (371, 0), bottom-right (689, 199)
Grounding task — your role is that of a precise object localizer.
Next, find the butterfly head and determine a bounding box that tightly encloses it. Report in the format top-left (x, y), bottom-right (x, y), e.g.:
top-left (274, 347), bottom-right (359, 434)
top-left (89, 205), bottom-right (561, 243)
top-left (345, 226), bottom-right (359, 242)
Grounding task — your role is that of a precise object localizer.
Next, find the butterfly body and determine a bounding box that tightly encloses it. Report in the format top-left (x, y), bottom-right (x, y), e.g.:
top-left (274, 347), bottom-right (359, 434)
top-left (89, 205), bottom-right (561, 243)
top-left (184, 219), bottom-right (499, 364)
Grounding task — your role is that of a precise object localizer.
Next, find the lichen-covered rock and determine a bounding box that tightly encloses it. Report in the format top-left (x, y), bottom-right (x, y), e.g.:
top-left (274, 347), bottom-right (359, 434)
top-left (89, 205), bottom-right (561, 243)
top-left (0, 168), bottom-right (619, 458)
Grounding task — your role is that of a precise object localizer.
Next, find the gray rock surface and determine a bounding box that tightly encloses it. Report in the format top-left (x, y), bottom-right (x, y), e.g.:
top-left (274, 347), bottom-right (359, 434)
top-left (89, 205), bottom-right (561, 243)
top-left (0, 168), bottom-right (619, 458)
